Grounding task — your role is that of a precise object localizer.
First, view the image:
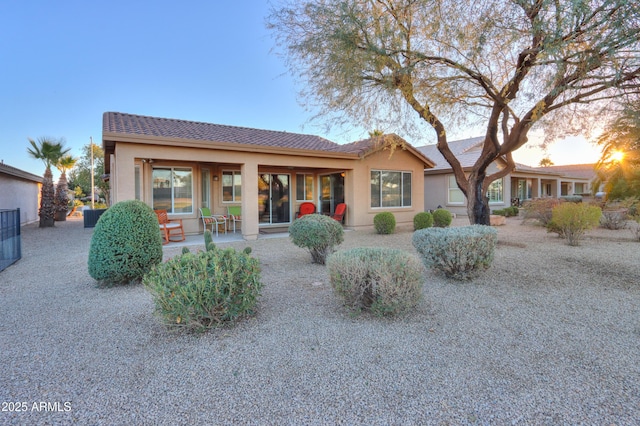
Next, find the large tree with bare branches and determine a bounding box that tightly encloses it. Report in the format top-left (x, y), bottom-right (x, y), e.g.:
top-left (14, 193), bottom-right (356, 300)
top-left (268, 0), bottom-right (640, 224)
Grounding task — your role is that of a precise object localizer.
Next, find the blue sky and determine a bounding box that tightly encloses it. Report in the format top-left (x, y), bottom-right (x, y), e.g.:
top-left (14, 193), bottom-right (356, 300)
top-left (0, 1), bottom-right (600, 181)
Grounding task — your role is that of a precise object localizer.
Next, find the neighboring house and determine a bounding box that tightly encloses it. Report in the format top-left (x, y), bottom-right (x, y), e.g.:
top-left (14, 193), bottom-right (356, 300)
top-left (417, 137), bottom-right (594, 217)
top-left (102, 112), bottom-right (435, 240)
top-left (0, 162), bottom-right (42, 225)
top-left (530, 163), bottom-right (597, 197)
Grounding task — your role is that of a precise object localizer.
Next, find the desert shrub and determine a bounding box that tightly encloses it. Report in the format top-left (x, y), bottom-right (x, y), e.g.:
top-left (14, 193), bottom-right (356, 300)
top-left (492, 206), bottom-right (519, 217)
top-left (631, 216), bottom-right (640, 241)
top-left (600, 209), bottom-right (629, 230)
top-left (551, 202), bottom-right (602, 246)
top-left (560, 195), bottom-right (583, 203)
top-left (413, 211), bottom-right (434, 230)
top-left (289, 214), bottom-right (344, 264)
top-left (88, 200), bottom-right (163, 284)
top-left (412, 225), bottom-right (497, 280)
top-left (143, 245), bottom-right (262, 332)
top-left (522, 198), bottom-right (561, 225)
top-left (432, 208), bottom-right (453, 227)
top-left (327, 247), bottom-right (424, 316)
top-left (620, 197), bottom-right (640, 217)
top-left (374, 212), bottom-right (396, 234)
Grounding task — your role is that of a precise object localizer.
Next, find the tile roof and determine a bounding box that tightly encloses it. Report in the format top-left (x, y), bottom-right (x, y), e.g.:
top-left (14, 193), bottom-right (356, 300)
top-left (417, 137), bottom-right (594, 181)
top-left (417, 136), bottom-right (484, 171)
top-left (103, 112), bottom-right (341, 152)
top-left (531, 164), bottom-right (597, 180)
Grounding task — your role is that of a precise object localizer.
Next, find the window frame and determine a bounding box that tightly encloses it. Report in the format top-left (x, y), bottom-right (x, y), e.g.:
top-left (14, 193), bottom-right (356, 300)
top-left (222, 170), bottom-right (242, 203)
top-left (447, 175), bottom-right (465, 205)
top-left (370, 170), bottom-right (412, 208)
top-left (295, 173), bottom-right (314, 201)
top-left (152, 166), bottom-right (194, 214)
top-left (487, 178), bottom-right (504, 204)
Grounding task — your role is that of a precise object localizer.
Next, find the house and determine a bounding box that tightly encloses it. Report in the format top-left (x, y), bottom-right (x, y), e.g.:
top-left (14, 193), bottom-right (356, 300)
top-left (417, 137), bottom-right (594, 217)
top-left (0, 161), bottom-right (42, 225)
top-left (529, 163), bottom-right (597, 197)
top-left (102, 112), bottom-right (435, 240)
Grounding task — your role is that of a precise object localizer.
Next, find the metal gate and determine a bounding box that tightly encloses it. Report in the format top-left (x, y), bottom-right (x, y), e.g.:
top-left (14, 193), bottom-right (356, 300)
top-left (0, 208), bottom-right (21, 272)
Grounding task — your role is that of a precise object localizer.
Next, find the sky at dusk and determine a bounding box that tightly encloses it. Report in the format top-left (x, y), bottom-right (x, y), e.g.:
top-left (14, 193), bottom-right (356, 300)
top-left (0, 1), bottom-right (602, 182)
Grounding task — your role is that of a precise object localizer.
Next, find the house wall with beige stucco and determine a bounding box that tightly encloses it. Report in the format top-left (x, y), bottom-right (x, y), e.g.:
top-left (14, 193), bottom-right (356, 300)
top-left (109, 140), bottom-right (428, 239)
top-left (352, 147), bottom-right (426, 230)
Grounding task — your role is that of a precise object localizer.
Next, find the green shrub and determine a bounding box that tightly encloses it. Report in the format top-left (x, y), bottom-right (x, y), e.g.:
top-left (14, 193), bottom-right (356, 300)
top-left (374, 212), bottom-right (396, 234)
top-left (413, 212), bottom-right (434, 230)
top-left (289, 214), bottom-right (344, 264)
top-left (551, 202), bottom-right (602, 246)
top-left (560, 195), bottom-right (583, 203)
top-left (412, 225), bottom-right (497, 280)
top-left (432, 208), bottom-right (453, 227)
top-left (143, 245), bottom-right (262, 332)
top-left (88, 200), bottom-right (163, 284)
top-left (522, 198), bottom-right (561, 225)
top-left (327, 248), bottom-right (424, 316)
top-left (492, 206), bottom-right (519, 217)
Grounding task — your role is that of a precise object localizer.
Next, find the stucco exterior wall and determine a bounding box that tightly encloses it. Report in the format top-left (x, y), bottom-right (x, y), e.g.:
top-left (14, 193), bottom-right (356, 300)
top-left (109, 140), bottom-right (428, 238)
top-left (351, 148), bottom-right (426, 230)
top-left (0, 174), bottom-right (41, 225)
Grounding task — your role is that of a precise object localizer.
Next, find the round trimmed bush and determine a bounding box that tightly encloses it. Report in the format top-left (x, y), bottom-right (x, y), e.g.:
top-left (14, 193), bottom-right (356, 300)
top-left (374, 212), bottom-right (396, 234)
top-left (412, 225), bottom-right (497, 280)
top-left (289, 214), bottom-right (344, 264)
top-left (413, 211), bottom-right (434, 230)
top-left (327, 247), bottom-right (424, 316)
top-left (88, 200), bottom-right (163, 284)
top-left (432, 208), bottom-right (453, 227)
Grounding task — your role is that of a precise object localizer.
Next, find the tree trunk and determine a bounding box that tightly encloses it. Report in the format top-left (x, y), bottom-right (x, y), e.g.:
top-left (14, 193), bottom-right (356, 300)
top-left (466, 176), bottom-right (491, 225)
top-left (39, 167), bottom-right (56, 228)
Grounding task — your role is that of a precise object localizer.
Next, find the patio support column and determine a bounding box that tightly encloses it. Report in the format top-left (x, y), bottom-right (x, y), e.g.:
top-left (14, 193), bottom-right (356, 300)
top-left (533, 178), bottom-right (540, 198)
top-left (241, 161), bottom-right (259, 241)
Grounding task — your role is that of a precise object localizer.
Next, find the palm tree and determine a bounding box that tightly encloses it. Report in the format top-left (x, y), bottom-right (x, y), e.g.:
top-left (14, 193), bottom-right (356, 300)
top-left (538, 157), bottom-right (554, 167)
top-left (54, 154), bottom-right (77, 221)
top-left (27, 137), bottom-right (70, 227)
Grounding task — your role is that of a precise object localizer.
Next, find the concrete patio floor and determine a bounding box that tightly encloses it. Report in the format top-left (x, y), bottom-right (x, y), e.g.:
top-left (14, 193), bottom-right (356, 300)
top-left (163, 228), bottom-right (290, 249)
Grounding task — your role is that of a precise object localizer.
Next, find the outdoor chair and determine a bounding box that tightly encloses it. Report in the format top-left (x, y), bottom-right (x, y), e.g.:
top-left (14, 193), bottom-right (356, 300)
top-left (227, 206), bottom-right (242, 233)
top-left (155, 209), bottom-right (185, 245)
top-left (199, 207), bottom-right (227, 237)
top-left (295, 202), bottom-right (316, 219)
top-left (331, 203), bottom-right (346, 223)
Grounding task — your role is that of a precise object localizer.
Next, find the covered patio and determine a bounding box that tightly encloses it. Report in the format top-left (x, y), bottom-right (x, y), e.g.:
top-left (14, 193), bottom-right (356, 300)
top-left (103, 112), bottom-right (434, 240)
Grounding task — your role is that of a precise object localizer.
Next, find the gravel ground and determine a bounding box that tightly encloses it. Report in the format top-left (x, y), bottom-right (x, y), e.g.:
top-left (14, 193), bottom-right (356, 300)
top-left (1, 216), bottom-right (639, 425)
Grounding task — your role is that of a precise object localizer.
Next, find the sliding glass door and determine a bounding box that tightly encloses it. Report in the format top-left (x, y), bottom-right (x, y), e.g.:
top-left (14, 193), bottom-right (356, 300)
top-left (319, 173), bottom-right (345, 215)
top-left (258, 173), bottom-right (291, 224)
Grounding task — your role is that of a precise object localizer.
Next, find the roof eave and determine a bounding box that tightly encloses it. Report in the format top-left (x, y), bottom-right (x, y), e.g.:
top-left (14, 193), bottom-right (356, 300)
top-left (102, 132), bottom-right (360, 160)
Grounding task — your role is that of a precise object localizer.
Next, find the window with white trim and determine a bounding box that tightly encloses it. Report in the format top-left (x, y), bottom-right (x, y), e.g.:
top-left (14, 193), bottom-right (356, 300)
top-left (487, 179), bottom-right (503, 203)
top-left (201, 169), bottom-right (210, 208)
top-left (448, 175), bottom-right (465, 204)
top-left (222, 171), bottom-right (242, 202)
top-left (152, 167), bottom-right (193, 213)
top-left (296, 174), bottom-right (314, 201)
top-left (370, 170), bottom-right (412, 208)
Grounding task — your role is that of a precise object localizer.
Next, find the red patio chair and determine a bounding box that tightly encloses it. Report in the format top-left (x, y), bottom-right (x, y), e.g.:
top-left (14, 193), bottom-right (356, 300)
top-left (296, 202), bottom-right (316, 219)
top-left (331, 203), bottom-right (346, 223)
